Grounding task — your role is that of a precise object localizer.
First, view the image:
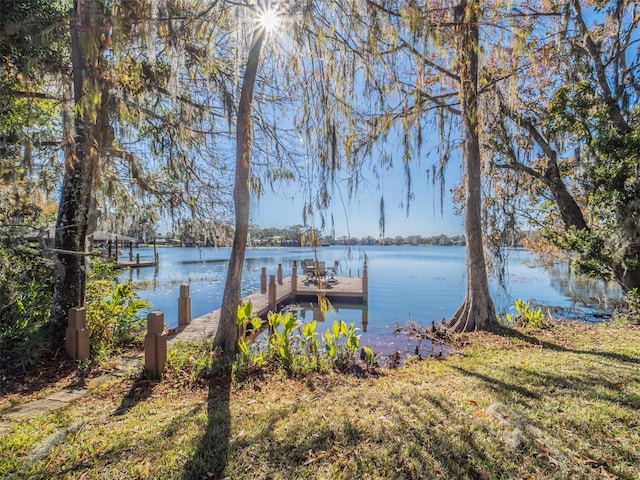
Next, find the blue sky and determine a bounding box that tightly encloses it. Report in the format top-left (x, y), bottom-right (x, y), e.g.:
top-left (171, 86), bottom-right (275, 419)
top-left (251, 154), bottom-right (465, 239)
top-left (240, 3), bottom-right (475, 240)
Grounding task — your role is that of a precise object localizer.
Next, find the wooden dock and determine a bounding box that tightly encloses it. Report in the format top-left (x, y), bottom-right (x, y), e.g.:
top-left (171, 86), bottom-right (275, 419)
top-left (115, 241), bottom-right (159, 268)
top-left (168, 272), bottom-right (367, 346)
top-left (117, 256), bottom-right (159, 268)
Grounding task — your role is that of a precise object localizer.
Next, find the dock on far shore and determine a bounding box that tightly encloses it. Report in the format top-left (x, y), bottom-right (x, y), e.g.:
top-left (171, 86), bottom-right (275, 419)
top-left (168, 262), bottom-right (368, 346)
top-left (117, 253), bottom-right (159, 268)
top-left (116, 239), bottom-right (159, 268)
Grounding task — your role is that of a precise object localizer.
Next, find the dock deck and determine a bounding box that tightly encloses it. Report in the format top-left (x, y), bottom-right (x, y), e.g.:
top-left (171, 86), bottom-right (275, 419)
top-left (117, 252), bottom-right (159, 269)
top-left (117, 259), bottom-right (158, 268)
top-left (167, 274), bottom-right (367, 345)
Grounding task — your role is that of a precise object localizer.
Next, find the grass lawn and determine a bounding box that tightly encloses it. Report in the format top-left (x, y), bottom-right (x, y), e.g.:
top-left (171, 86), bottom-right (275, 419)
top-left (1, 321), bottom-right (639, 479)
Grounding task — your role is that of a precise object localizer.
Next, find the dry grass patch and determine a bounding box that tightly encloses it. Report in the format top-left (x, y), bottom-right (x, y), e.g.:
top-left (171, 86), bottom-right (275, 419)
top-left (1, 321), bottom-right (638, 479)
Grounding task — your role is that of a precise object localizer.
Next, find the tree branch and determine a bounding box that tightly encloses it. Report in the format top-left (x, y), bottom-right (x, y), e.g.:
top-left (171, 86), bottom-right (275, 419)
top-left (570, 0), bottom-right (630, 132)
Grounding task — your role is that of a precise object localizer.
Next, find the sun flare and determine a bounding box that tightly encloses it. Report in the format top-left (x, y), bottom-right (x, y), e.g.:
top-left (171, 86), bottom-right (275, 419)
top-left (258, 8), bottom-right (280, 32)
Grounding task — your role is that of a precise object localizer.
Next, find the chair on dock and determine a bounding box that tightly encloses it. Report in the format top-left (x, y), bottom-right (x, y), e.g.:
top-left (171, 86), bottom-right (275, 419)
top-left (301, 259), bottom-right (315, 281)
top-left (327, 260), bottom-right (339, 280)
top-left (315, 261), bottom-right (327, 281)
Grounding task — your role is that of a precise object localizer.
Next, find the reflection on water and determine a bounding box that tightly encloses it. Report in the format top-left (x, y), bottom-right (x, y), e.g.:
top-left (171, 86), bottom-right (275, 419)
top-left (122, 246), bottom-right (622, 355)
top-left (546, 262), bottom-right (620, 307)
top-left (295, 301), bottom-right (369, 332)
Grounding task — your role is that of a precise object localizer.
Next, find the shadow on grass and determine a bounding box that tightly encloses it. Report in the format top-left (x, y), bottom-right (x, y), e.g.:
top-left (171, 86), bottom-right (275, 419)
top-left (398, 392), bottom-right (516, 478)
top-left (453, 328), bottom-right (639, 409)
top-left (447, 350), bottom-right (640, 478)
top-left (182, 368), bottom-right (232, 480)
top-left (0, 350), bottom-right (86, 398)
top-left (451, 366), bottom-right (541, 401)
top-left (207, 385), bottom-right (540, 479)
top-left (498, 326), bottom-right (640, 365)
top-left (111, 371), bottom-right (159, 417)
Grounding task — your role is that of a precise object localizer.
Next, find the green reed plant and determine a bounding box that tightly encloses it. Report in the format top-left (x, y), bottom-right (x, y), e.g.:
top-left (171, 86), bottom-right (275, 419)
top-left (361, 344), bottom-right (377, 370)
top-left (505, 299), bottom-right (550, 328)
top-left (267, 311), bottom-right (301, 371)
top-left (323, 319), bottom-right (361, 372)
top-left (234, 302), bottom-right (266, 381)
top-left (301, 320), bottom-right (320, 360)
top-left (234, 302), bottom-right (363, 376)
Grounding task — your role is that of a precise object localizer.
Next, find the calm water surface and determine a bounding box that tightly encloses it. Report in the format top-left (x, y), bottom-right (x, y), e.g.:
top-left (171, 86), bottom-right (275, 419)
top-left (123, 245), bottom-right (621, 353)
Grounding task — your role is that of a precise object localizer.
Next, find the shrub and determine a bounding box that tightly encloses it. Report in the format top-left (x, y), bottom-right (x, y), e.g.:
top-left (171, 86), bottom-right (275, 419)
top-left (84, 258), bottom-right (150, 359)
top-left (0, 242), bottom-right (54, 376)
top-left (612, 288), bottom-right (640, 326)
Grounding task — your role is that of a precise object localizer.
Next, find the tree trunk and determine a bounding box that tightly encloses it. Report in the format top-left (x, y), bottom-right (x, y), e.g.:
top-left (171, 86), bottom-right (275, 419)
top-left (50, 0), bottom-right (97, 327)
top-left (448, 0), bottom-right (497, 332)
top-left (216, 29), bottom-right (265, 354)
top-left (543, 156), bottom-right (589, 232)
top-left (502, 100), bottom-right (589, 233)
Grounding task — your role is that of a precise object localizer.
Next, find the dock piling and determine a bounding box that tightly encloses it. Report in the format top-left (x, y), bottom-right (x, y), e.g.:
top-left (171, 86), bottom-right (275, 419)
top-left (291, 260), bottom-right (298, 293)
top-left (144, 311), bottom-right (167, 379)
top-left (268, 274), bottom-right (277, 311)
top-left (362, 304), bottom-right (369, 332)
top-left (362, 264), bottom-right (368, 299)
top-left (277, 263), bottom-right (283, 285)
top-left (261, 267), bottom-right (267, 294)
top-left (178, 285), bottom-right (192, 326)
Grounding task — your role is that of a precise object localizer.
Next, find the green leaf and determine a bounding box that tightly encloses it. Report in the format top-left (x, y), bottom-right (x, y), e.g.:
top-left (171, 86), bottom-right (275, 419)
top-left (303, 320), bottom-right (316, 338)
top-left (238, 338), bottom-right (249, 355)
top-left (283, 312), bottom-right (297, 331)
top-left (340, 320), bottom-right (348, 336)
top-left (250, 316), bottom-right (262, 331)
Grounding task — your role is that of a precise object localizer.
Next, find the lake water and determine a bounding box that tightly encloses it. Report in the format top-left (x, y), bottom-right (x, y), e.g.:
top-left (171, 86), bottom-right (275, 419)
top-left (122, 245), bottom-right (621, 354)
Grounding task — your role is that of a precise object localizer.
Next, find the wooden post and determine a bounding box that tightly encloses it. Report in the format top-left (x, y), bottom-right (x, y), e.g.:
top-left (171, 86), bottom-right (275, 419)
top-left (261, 267), bottom-right (267, 294)
top-left (291, 260), bottom-right (298, 293)
top-left (144, 311), bottom-right (167, 378)
top-left (178, 284), bottom-right (191, 326)
top-left (277, 263), bottom-right (283, 285)
top-left (136, 253), bottom-right (140, 265)
top-left (268, 274), bottom-right (277, 311)
top-left (362, 263), bottom-right (368, 299)
top-left (65, 307), bottom-right (90, 361)
top-left (349, 268), bottom-right (352, 277)
top-left (362, 304), bottom-right (369, 332)
top-left (115, 236), bottom-right (119, 259)
top-left (129, 242), bottom-right (134, 261)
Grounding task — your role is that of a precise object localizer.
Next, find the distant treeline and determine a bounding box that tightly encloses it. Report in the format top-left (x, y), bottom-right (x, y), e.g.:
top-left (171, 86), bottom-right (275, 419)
top-left (164, 223), bottom-right (468, 248)
top-left (248, 225), bottom-right (466, 247)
